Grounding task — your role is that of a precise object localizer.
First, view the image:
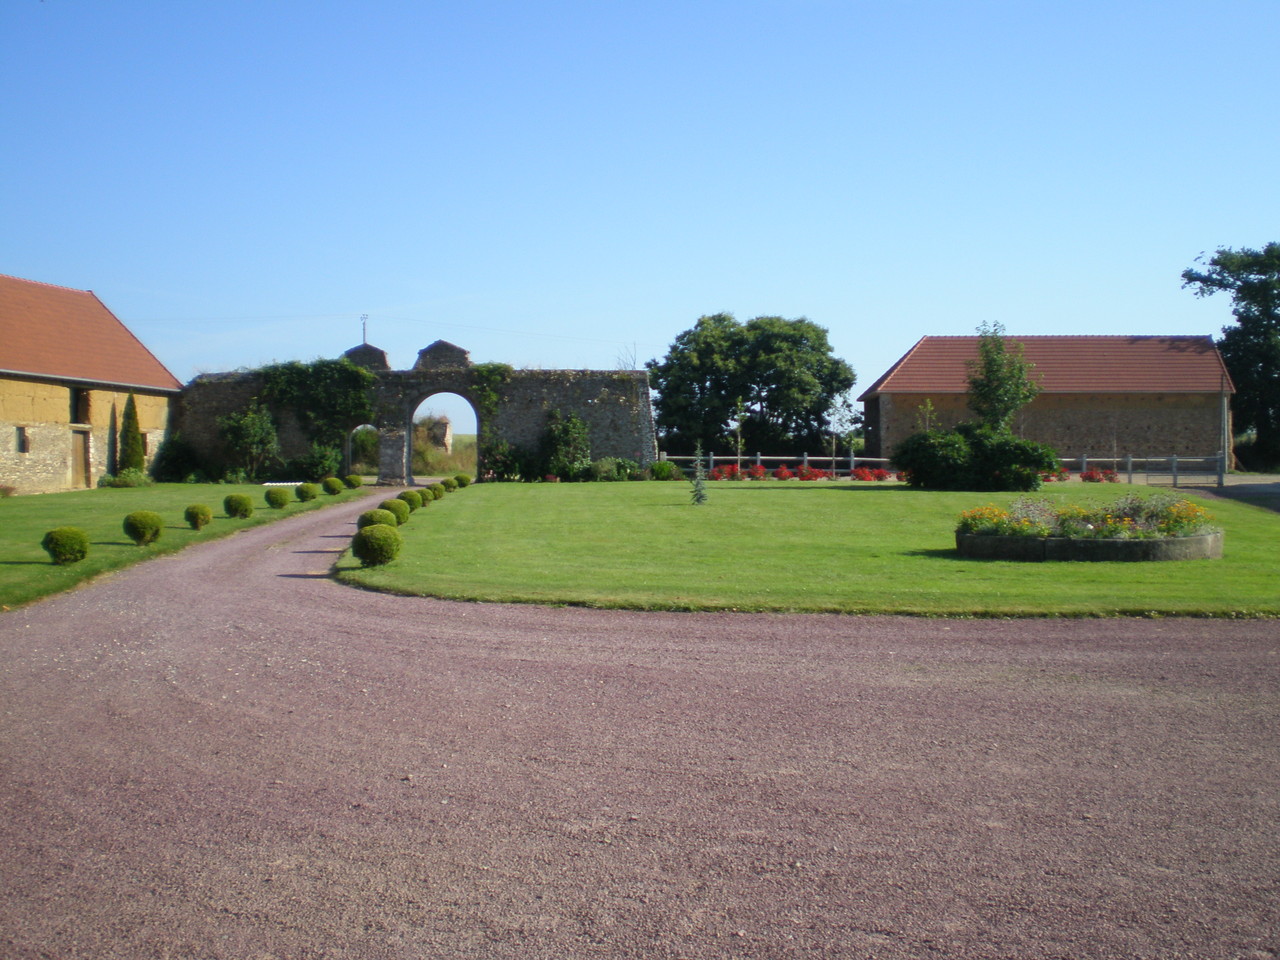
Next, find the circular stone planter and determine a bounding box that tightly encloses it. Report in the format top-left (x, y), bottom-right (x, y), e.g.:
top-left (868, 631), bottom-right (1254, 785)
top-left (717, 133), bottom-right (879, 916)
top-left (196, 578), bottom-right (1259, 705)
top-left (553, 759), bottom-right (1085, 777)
top-left (955, 531), bottom-right (1222, 562)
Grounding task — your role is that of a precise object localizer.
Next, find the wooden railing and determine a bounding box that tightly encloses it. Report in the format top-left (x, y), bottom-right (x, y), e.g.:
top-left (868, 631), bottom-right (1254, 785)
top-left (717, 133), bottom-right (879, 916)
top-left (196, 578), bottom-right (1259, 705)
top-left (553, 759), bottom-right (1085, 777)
top-left (658, 451), bottom-right (1228, 487)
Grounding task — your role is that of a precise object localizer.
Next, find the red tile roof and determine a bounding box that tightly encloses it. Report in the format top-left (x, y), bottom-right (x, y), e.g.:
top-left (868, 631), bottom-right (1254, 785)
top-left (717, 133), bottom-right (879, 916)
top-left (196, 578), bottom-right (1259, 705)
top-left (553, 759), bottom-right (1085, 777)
top-left (858, 335), bottom-right (1234, 400)
top-left (0, 274), bottom-right (181, 392)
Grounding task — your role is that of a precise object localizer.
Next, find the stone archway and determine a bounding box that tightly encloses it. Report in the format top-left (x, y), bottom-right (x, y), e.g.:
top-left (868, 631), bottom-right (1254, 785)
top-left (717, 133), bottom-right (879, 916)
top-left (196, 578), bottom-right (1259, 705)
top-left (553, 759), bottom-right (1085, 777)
top-left (345, 340), bottom-right (656, 485)
top-left (177, 341), bottom-right (657, 484)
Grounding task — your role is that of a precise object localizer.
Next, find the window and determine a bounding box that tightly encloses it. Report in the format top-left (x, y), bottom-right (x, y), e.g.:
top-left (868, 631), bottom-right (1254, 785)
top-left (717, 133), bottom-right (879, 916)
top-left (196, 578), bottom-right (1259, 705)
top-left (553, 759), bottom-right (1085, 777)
top-left (16, 426), bottom-right (29, 454)
top-left (70, 387), bottom-right (90, 424)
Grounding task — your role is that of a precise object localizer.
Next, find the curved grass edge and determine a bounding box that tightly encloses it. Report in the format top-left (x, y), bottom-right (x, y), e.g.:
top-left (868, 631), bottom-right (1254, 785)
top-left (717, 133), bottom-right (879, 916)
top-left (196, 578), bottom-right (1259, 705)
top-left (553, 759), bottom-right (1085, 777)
top-left (331, 483), bottom-right (1278, 619)
top-left (332, 566), bottom-right (1276, 620)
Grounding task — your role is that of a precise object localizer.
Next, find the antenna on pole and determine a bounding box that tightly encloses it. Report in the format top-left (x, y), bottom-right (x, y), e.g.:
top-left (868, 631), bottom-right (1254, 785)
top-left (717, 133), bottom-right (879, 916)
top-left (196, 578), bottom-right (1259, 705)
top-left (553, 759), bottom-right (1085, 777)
top-left (361, 314), bottom-right (368, 344)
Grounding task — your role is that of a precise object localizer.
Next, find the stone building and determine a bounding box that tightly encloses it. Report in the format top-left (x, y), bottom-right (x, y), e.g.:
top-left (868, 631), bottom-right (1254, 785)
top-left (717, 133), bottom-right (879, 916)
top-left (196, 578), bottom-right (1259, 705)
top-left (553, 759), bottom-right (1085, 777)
top-left (859, 335), bottom-right (1234, 462)
top-left (0, 274), bottom-right (180, 494)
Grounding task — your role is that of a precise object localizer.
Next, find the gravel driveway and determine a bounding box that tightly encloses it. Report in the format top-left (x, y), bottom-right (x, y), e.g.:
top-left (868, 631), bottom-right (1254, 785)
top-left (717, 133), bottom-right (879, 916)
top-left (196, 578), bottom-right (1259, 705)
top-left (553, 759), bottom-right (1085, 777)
top-left (1, 494), bottom-right (1277, 960)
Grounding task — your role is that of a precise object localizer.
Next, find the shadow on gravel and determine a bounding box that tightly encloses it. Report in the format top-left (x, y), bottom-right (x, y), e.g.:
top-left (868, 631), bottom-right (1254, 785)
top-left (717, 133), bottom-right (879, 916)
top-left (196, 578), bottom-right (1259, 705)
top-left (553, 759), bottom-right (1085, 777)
top-left (293, 549), bottom-right (344, 555)
top-left (277, 572), bottom-right (333, 579)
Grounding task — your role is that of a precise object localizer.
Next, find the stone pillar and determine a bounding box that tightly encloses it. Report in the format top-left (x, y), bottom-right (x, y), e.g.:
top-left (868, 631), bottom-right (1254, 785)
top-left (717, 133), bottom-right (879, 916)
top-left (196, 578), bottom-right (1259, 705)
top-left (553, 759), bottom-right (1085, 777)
top-left (378, 421), bottom-right (410, 485)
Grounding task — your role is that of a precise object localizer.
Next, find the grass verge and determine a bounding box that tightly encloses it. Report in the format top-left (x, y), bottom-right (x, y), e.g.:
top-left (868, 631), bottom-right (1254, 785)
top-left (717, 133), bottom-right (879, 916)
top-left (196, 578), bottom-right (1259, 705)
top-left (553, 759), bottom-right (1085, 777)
top-left (335, 481), bottom-right (1280, 617)
top-left (0, 483), bottom-right (368, 609)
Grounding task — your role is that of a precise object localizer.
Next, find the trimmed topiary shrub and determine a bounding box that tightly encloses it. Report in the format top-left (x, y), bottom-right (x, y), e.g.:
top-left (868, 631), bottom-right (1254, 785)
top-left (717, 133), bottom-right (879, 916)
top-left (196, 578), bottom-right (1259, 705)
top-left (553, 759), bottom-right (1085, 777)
top-left (454, 473), bottom-right (472, 488)
top-left (357, 508), bottom-right (398, 529)
top-left (428, 482), bottom-right (446, 500)
top-left (322, 477), bottom-right (345, 495)
top-left (440, 477), bottom-right (458, 493)
top-left (265, 487), bottom-right (291, 509)
top-left (123, 510), bottom-right (164, 546)
top-left (379, 498), bottom-right (410, 525)
top-left (295, 482), bottom-right (321, 502)
top-left (351, 523), bottom-right (401, 567)
top-left (224, 494), bottom-right (254, 519)
top-left (344, 474), bottom-right (364, 488)
top-left (398, 490), bottom-right (423, 511)
top-left (41, 527), bottom-right (89, 565)
top-left (184, 504), bottom-right (213, 530)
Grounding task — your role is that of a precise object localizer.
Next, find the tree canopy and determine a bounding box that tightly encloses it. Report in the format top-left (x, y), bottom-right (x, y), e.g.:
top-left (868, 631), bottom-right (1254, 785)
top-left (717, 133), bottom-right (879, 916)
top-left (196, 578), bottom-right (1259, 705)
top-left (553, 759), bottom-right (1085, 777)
top-left (965, 321), bottom-right (1041, 433)
top-left (646, 314), bottom-right (856, 455)
top-left (1181, 243), bottom-right (1280, 468)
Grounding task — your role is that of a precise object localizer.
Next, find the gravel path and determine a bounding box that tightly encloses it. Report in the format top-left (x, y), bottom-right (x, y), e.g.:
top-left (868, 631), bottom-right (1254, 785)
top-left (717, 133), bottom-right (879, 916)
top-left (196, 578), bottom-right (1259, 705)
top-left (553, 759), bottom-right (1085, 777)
top-left (1, 494), bottom-right (1277, 960)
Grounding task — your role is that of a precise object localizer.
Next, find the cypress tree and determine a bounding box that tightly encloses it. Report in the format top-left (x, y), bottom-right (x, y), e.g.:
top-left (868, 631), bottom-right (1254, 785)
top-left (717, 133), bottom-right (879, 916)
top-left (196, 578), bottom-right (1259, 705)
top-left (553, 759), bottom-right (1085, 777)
top-left (120, 392), bottom-right (145, 472)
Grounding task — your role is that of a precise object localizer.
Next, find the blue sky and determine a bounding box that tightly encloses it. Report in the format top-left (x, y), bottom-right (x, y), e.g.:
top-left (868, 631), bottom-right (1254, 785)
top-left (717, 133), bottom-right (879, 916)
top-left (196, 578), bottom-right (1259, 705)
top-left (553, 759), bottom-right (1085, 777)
top-left (3, 1), bottom-right (1276, 434)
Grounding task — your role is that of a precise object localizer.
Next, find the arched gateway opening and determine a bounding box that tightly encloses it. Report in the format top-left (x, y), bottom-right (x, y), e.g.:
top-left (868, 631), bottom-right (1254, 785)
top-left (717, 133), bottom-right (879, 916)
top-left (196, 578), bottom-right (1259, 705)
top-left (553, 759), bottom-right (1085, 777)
top-left (409, 393), bottom-right (477, 480)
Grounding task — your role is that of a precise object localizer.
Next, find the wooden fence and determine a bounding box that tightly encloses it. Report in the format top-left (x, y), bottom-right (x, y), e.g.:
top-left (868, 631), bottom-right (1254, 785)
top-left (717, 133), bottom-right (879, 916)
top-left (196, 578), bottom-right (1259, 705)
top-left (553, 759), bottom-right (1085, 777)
top-left (657, 451), bottom-right (1227, 487)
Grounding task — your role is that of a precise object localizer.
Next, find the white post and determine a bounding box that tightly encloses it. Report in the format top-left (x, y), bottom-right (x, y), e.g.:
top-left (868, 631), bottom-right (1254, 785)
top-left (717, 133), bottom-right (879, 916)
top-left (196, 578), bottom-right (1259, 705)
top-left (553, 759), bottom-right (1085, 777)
top-left (1125, 454), bottom-right (1133, 484)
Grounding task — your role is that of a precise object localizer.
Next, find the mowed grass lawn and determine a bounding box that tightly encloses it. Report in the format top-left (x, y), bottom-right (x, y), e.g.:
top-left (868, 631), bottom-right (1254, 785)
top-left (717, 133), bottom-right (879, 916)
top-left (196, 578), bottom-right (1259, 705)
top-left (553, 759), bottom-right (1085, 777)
top-left (337, 481), bottom-right (1280, 616)
top-left (0, 483), bottom-right (367, 609)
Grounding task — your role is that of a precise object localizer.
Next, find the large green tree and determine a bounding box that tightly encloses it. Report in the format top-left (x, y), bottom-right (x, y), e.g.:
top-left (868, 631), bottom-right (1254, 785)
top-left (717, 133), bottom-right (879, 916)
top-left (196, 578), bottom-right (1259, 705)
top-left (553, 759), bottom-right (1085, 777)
top-left (965, 321), bottom-right (1041, 432)
top-left (646, 314), bottom-right (856, 454)
top-left (1181, 243), bottom-right (1280, 469)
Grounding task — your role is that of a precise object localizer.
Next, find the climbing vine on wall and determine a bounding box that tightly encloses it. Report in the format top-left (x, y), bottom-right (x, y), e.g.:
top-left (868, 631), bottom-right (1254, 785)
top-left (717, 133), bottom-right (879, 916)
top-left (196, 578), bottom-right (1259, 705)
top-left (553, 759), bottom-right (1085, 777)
top-left (260, 358), bottom-right (376, 446)
top-left (470, 362), bottom-right (513, 422)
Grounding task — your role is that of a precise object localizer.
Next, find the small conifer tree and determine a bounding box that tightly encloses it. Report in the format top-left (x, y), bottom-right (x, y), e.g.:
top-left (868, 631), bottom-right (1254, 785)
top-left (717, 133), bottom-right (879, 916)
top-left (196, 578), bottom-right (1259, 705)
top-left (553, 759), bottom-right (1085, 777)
top-left (119, 392), bottom-right (145, 472)
top-left (690, 443), bottom-right (708, 505)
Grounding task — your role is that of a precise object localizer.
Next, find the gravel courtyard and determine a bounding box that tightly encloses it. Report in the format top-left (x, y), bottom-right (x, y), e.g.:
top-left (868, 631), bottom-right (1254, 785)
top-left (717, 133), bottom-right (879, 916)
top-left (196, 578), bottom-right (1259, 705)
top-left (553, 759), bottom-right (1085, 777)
top-left (1, 495), bottom-right (1276, 959)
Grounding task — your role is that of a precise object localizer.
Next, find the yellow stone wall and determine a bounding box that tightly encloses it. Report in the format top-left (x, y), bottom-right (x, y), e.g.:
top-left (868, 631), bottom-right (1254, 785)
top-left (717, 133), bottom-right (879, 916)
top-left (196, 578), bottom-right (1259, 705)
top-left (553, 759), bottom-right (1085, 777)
top-left (1, 375), bottom-right (176, 494)
top-left (867, 392), bottom-right (1228, 462)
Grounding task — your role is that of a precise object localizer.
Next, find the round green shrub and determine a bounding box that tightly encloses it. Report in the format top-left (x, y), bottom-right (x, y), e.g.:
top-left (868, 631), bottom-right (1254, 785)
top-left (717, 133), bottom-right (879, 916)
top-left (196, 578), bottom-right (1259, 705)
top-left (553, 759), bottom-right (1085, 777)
top-left (357, 508), bottom-right (398, 529)
top-left (123, 510), bottom-right (164, 546)
top-left (322, 477), bottom-right (345, 495)
top-left (351, 523), bottom-right (401, 567)
top-left (398, 489), bottom-right (423, 511)
top-left (41, 527), bottom-right (89, 565)
top-left (265, 487), bottom-right (291, 509)
top-left (224, 493), bottom-right (254, 519)
top-left (440, 477), bottom-right (458, 492)
top-left (428, 482), bottom-right (446, 500)
top-left (453, 473), bottom-right (472, 488)
top-left (379, 498), bottom-right (410, 525)
top-left (295, 482), bottom-right (321, 502)
top-left (344, 474), bottom-right (364, 488)
top-left (184, 504), bottom-right (213, 530)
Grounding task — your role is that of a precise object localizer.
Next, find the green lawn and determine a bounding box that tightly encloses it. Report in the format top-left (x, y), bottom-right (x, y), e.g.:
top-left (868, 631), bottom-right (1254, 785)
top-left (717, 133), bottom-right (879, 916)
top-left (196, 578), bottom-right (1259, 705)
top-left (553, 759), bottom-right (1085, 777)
top-left (336, 481), bottom-right (1280, 617)
top-left (0, 483), bottom-right (368, 609)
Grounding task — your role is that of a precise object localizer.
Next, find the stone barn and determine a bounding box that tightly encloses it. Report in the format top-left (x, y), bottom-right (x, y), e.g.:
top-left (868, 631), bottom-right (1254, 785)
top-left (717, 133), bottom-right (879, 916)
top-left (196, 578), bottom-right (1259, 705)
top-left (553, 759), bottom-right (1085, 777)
top-left (0, 274), bottom-right (181, 494)
top-left (859, 335), bottom-right (1234, 463)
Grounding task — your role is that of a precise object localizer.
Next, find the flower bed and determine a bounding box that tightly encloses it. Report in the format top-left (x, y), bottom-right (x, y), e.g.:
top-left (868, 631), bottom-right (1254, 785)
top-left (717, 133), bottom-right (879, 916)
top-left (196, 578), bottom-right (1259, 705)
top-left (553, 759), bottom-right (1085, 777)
top-left (954, 493), bottom-right (1222, 562)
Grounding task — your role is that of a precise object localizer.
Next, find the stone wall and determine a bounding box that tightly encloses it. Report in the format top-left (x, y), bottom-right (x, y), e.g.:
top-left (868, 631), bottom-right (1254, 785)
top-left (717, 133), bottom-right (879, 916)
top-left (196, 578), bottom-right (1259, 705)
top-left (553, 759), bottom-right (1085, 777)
top-left (175, 350), bottom-right (657, 484)
top-left (177, 373), bottom-right (311, 471)
top-left (866, 392), bottom-right (1229, 462)
top-left (1, 375), bottom-right (175, 494)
